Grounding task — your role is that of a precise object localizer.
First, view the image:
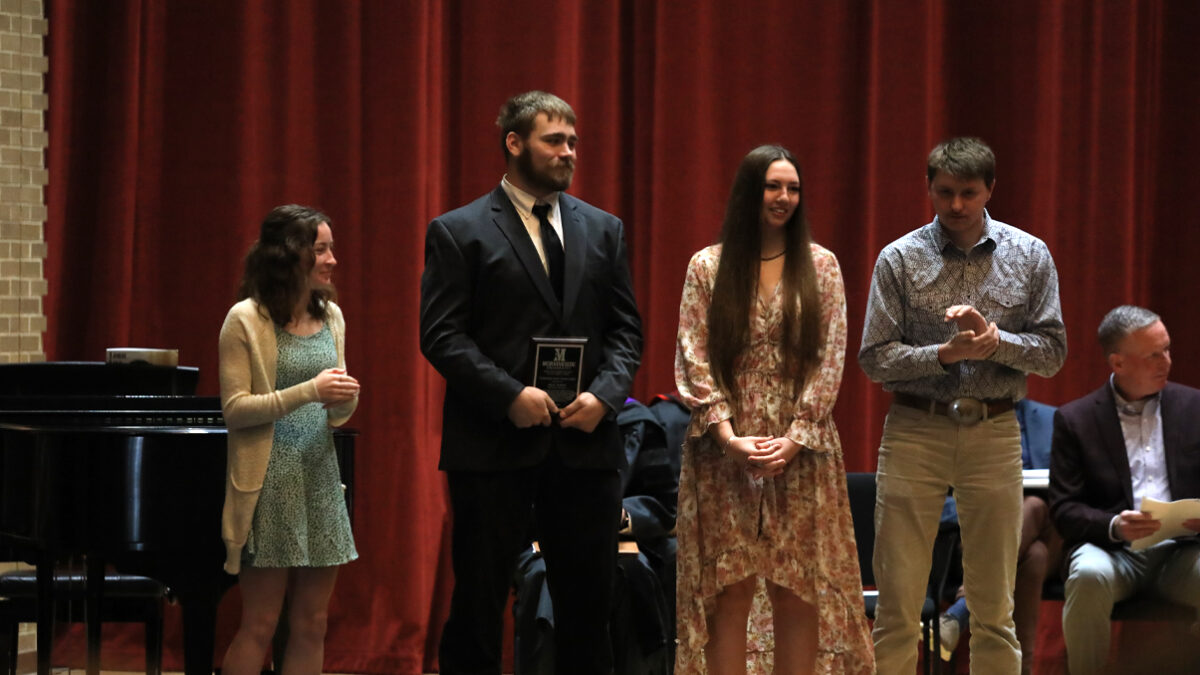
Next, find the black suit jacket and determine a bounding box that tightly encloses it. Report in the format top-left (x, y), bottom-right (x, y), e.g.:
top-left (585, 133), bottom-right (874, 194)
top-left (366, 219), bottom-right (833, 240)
top-left (1049, 381), bottom-right (1200, 552)
top-left (420, 185), bottom-right (642, 471)
top-left (617, 400), bottom-right (678, 545)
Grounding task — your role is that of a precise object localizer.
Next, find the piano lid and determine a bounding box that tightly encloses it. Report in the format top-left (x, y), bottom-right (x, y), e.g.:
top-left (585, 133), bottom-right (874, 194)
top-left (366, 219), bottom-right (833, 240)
top-left (0, 362), bottom-right (199, 397)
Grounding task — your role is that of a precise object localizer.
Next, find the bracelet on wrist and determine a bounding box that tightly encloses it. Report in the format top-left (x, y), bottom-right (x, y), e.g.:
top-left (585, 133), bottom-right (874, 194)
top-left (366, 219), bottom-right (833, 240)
top-left (723, 435), bottom-right (735, 455)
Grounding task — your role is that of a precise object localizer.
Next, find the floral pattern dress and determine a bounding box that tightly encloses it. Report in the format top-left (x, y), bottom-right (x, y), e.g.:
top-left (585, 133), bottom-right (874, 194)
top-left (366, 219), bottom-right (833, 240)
top-left (243, 323), bottom-right (358, 568)
top-left (674, 243), bottom-right (873, 674)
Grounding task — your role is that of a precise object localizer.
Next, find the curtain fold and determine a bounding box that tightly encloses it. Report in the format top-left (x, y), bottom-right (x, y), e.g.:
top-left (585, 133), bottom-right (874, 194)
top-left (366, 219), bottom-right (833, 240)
top-left (44, 1), bottom-right (1200, 672)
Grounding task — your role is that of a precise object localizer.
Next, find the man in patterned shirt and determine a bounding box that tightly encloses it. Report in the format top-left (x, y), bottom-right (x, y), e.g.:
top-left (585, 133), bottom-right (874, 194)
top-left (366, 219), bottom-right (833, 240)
top-left (859, 137), bottom-right (1067, 674)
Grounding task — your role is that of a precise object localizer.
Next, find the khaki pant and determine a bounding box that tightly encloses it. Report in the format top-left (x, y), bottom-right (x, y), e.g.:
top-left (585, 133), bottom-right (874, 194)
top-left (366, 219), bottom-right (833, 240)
top-left (872, 404), bottom-right (1023, 674)
top-left (1063, 541), bottom-right (1200, 675)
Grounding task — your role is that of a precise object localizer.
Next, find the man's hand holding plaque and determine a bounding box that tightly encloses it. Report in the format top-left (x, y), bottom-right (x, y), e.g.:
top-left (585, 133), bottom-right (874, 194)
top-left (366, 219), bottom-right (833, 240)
top-left (506, 386), bottom-right (604, 432)
top-left (507, 386), bottom-right (558, 428)
top-left (559, 391), bottom-right (605, 433)
top-left (526, 336), bottom-right (604, 431)
top-left (530, 336), bottom-right (586, 406)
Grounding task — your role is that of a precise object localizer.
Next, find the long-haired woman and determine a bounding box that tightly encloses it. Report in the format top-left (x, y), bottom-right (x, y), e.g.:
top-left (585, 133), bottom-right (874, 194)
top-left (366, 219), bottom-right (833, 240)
top-left (674, 146), bottom-right (873, 674)
top-left (219, 204), bottom-right (360, 674)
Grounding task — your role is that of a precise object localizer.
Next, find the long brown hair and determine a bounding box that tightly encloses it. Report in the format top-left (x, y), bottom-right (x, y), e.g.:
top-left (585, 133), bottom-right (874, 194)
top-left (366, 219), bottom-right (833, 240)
top-left (707, 145), bottom-right (821, 403)
top-left (237, 204), bottom-right (335, 326)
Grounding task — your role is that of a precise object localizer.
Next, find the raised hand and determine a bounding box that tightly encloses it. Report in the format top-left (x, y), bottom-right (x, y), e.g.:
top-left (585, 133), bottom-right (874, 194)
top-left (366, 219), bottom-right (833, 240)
top-left (939, 321), bottom-right (999, 364)
top-left (944, 305), bottom-right (988, 334)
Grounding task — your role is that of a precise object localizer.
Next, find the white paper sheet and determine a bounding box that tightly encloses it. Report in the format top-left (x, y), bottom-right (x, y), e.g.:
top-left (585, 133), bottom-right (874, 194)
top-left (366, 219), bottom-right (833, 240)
top-left (1131, 497), bottom-right (1200, 551)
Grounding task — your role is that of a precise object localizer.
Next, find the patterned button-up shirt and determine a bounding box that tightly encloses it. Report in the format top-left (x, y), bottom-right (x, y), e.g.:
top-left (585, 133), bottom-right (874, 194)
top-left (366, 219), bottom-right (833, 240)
top-left (858, 212), bottom-right (1067, 401)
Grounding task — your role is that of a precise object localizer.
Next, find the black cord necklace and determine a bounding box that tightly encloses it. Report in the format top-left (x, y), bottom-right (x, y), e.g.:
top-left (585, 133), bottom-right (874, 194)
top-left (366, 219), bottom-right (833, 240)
top-left (760, 249), bottom-right (787, 261)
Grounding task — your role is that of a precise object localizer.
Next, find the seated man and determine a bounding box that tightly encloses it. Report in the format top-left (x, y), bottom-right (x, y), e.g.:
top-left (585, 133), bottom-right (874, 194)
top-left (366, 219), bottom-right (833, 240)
top-left (1049, 305), bottom-right (1200, 675)
top-left (938, 397), bottom-right (1064, 674)
top-left (514, 397), bottom-right (681, 675)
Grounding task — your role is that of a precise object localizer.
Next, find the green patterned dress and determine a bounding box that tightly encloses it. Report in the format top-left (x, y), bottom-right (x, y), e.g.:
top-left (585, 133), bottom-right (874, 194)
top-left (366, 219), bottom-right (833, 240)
top-left (243, 323), bottom-right (358, 568)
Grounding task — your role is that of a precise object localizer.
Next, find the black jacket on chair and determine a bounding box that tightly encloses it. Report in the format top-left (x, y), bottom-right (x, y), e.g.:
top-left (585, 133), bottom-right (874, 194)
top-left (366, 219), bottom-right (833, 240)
top-left (513, 399), bottom-right (679, 675)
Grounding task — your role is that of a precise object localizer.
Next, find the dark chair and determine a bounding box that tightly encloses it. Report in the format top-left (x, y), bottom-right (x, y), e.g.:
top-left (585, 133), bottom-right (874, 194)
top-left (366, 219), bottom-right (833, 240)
top-left (846, 472), bottom-right (957, 675)
top-left (0, 568), bottom-right (166, 675)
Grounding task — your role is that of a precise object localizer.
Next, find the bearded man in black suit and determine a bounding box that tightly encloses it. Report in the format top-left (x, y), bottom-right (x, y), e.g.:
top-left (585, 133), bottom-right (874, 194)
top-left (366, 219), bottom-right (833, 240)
top-left (420, 90), bottom-right (642, 675)
top-left (1049, 305), bottom-right (1200, 675)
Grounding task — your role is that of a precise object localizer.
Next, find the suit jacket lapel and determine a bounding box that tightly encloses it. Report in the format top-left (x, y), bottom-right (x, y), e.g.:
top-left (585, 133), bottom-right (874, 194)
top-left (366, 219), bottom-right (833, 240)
top-left (1160, 384), bottom-right (1183, 496)
top-left (488, 187), bottom-right (562, 315)
top-left (559, 195), bottom-right (586, 321)
top-left (1094, 386), bottom-right (1135, 507)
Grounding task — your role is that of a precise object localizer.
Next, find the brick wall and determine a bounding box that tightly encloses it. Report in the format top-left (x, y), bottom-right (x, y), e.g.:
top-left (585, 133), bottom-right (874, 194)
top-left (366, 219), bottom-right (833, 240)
top-left (1, 1), bottom-right (45, 670)
top-left (0, 0), bottom-right (47, 365)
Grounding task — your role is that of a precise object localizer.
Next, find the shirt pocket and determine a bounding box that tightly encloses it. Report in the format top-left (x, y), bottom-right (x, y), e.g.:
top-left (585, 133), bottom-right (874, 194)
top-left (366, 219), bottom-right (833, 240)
top-left (906, 284), bottom-right (953, 338)
top-left (980, 283), bottom-right (1029, 332)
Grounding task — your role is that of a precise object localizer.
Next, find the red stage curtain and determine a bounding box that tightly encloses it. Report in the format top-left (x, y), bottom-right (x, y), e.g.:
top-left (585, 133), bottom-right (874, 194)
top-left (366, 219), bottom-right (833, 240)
top-left (43, 1), bottom-right (1200, 672)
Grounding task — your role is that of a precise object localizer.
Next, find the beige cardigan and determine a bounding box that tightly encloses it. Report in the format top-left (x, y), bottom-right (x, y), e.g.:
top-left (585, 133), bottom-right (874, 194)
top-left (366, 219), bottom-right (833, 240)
top-left (218, 298), bottom-right (357, 574)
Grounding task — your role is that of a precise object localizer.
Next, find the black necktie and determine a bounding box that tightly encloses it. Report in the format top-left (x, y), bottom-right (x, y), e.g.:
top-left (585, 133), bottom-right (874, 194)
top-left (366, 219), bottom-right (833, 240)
top-left (532, 203), bottom-right (564, 301)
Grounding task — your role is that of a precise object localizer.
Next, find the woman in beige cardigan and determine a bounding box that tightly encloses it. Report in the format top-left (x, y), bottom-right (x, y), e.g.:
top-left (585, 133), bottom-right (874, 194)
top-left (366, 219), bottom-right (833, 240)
top-left (219, 205), bottom-right (360, 675)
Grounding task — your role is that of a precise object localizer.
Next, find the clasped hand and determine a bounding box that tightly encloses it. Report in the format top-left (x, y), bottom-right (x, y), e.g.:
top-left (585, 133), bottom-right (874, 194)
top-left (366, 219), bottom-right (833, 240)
top-left (724, 435), bottom-right (802, 479)
top-left (507, 387), bottom-right (606, 433)
top-left (314, 368), bottom-right (360, 406)
top-left (939, 305), bottom-right (999, 364)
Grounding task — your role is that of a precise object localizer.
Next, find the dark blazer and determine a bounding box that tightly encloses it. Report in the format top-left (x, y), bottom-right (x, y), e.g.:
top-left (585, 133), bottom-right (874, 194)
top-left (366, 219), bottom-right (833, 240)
top-left (618, 400), bottom-right (678, 543)
top-left (1049, 381), bottom-right (1200, 552)
top-left (420, 185), bottom-right (642, 471)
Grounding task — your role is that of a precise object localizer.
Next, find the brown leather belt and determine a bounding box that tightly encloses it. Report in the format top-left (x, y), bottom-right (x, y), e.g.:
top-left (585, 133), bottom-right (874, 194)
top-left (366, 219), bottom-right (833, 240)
top-left (893, 393), bottom-right (1014, 426)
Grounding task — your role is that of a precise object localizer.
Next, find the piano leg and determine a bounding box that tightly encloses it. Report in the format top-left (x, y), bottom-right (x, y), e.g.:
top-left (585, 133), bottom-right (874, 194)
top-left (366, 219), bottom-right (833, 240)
top-left (85, 556), bottom-right (104, 675)
top-left (34, 553), bottom-right (53, 675)
top-left (177, 588), bottom-right (220, 675)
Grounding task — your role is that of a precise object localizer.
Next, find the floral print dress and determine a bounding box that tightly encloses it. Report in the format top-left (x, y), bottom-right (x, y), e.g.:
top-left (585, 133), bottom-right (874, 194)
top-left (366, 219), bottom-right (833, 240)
top-left (674, 243), bottom-right (873, 674)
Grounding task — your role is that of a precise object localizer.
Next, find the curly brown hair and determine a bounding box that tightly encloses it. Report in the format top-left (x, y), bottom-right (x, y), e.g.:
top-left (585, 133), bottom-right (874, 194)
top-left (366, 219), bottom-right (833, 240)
top-left (237, 204), bottom-right (335, 326)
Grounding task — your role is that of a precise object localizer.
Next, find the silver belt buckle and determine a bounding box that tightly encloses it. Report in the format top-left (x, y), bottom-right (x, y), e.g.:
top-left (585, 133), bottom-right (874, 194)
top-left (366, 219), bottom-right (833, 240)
top-left (947, 397), bottom-right (984, 426)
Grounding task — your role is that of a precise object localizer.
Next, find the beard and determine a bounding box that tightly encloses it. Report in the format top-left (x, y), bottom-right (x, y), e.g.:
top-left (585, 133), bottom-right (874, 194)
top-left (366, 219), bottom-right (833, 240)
top-left (515, 146), bottom-right (574, 193)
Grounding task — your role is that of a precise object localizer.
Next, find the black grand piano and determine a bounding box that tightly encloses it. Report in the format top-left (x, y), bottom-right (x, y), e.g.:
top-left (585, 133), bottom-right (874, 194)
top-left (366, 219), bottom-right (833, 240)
top-left (0, 362), bottom-right (355, 675)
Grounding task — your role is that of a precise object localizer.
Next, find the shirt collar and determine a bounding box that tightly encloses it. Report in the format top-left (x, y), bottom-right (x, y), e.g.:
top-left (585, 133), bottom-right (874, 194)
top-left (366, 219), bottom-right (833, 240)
top-left (931, 208), bottom-right (998, 254)
top-left (500, 175), bottom-right (561, 219)
top-left (1110, 373), bottom-right (1162, 416)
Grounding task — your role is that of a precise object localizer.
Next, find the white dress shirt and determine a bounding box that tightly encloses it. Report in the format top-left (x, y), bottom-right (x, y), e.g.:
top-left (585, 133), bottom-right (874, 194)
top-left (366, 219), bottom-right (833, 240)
top-left (500, 176), bottom-right (564, 275)
top-left (1107, 375), bottom-right (1170, 541)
